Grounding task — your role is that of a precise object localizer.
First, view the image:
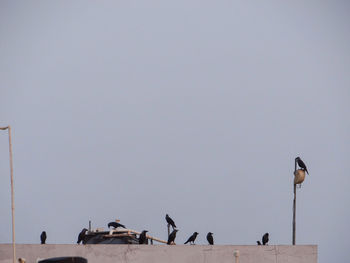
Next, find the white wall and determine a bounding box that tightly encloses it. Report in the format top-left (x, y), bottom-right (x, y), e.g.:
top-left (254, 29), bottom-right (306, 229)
top-left (0, 244), bottom-right (317, 263)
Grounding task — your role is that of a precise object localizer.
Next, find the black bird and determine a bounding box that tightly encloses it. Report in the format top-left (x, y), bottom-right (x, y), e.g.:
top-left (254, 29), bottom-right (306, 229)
top-left (295, 157), bottom-right (309, 174)
top-left (262, 233), bottom-right (269, 245)
top-left (77, 228), bottom-right (88, 244)
top-left (184, 232), bottom-right (199, 245)
top-left (206, 232), bottom-right (214, 245)
top-left (165, 214), bottom-right (176, 229)
top-left (167, 229), bottom-right (178, 245)
top-left (108, 221), bottom-right (126, 229)
top-left (257, 241), bottom-right (261, 245)
top-left (139, 230), bottom-right (148, 244)
top-left (40, 231), bottom-right (47, 244)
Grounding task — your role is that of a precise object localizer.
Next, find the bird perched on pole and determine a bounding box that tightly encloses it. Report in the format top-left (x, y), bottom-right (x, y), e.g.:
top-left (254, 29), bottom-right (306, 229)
top-left (108, 221), bottom-right (126, 229)
top-left (165, 214), bottom-right (176, 229)
top-left (139, 230), bottom-right (148, 244)
top-left (295, 157), bottom-right (309, 174)
top-left (77, 228), bottom-right (88, 244)
top-left (184, 232), bottom-right (199, 245)
top-left (40, 231), bottom-right (47, 244)
top-left (262, 233), bottom-right (269, 245)
top-left (167, 229), bottom-right (178, 245)
top-left (206, 232), bottom-right (214, 245)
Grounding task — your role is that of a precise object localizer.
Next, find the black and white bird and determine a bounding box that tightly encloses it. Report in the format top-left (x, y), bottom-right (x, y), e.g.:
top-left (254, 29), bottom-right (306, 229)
top-left (184, 232), bottom-right (199, 245)
top-left (108, 221), bottom-right (126, 229)
top-left (262, 233), bottom-right (269, 245)
top-left (167, 229), bottom-right (179, 245)
top-left (40, 231), bottom-right (47, 244)
top-left (139, 230), bottom-right (148, 244)
top-left (77, 228), bottom-right (88, 244)
top-left (206, 232), bottom-right (214, 245)
top-left (295, 157), bottom-right (309, 174)
top-left (165, 214), bottom-right (176, 229)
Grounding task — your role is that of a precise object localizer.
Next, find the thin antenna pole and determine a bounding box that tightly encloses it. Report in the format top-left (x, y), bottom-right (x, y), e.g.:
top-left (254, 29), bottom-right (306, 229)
top-left (293, 158), bottom-right (296, 245)
top-left (292, 183), bottom-right (296, 245)
top-left (1, 126), bottom-right (16, 263)
top-left (8, 126), bottom-right (15, 263)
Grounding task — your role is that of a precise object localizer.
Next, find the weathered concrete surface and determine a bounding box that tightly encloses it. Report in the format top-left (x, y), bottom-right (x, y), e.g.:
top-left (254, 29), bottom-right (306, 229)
top-left (0, 244), bottom-right (317, 263)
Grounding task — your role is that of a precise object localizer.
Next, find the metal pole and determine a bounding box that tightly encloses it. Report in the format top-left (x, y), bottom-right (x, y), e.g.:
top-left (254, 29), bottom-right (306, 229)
top-left (293, 159), bottom-right (296, 245)
top-left (1, 126), bottom-right (16, 263)
top-left (292, 183), bottom-right (296, 245)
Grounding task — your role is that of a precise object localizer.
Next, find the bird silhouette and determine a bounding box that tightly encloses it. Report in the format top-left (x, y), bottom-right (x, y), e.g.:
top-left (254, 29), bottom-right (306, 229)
top-left (167, 229), bottom-right (179, 245)
top-left (77, 228), bottom-right (88, 244)
top-left (295, 157), bottom-right (309, 174)
top-left (40, 231), bottom-right (47, 244)
top-left (262, 233), bottom-right (269, 245)
top-left (165, 214), bottom-right (176, 229)
top-left (139, 230), bottom-right (148, 244)
top-left (207, 232), bottom-right (214, 245)
top-left (184, 232), bottom-right (198, 244)
top-left (108, 222), bottom-right (126, 229)
top-left (257, 241), bottom-right (261, 245)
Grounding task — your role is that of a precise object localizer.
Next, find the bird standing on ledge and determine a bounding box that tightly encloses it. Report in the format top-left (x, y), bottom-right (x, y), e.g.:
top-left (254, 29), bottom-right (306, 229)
top-left (207, 232), bottom-right (214, 245)
top-left (77, 228), bottom-right (88, 244)
top-left (139, 230), bottom-right (148, 244)
top-left (184, 232), bottom-right (199, 244)
top-left (40, 231), bottom-right (46, 244)
top-left (167, 229), bottom-right (178, 245)
top-left (262, 233), bottom-right (269, 245)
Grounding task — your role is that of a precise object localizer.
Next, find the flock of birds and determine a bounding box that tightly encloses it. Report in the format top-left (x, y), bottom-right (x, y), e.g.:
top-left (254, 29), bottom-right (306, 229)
top-left (165, 214), bottom-right (214, 245)
top-left (39, 157), bottom-right (309, 247)
top-left (39, 214), bottom-right (268, 246)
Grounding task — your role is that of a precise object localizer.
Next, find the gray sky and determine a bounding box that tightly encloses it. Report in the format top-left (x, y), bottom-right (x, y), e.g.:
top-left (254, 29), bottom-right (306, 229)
top-left (0, 1), bottom-right (349, 262)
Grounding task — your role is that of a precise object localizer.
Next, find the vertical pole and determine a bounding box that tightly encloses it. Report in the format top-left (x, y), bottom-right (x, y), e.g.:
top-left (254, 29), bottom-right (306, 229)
top-left (292, 183), bottom-right (296, 245)
top-left (89, 220), bottom-right (91, 232)
top-left (167, 224), bottom-right (170, 238)
top-left (292, 158), bottom-right (296, 245)
top-left (8, 126), bottom-right (16, 263)
top-left (234, 250), bottom-right (240, 263)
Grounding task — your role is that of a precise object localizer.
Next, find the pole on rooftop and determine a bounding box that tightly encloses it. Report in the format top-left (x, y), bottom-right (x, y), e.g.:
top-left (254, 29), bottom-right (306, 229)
top-left (292, 158), bottom-right (296, 245)
top-left (0, 126), bottom-right (16, 263)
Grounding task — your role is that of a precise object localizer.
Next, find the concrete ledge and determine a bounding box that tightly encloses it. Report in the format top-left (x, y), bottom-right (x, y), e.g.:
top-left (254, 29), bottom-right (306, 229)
top-left (0, 244), bottom-right (317, 263)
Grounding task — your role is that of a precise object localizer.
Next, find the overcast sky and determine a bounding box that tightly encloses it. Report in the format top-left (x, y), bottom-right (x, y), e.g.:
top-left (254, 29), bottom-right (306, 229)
top-left (0, 1), bottom-right (349, 263)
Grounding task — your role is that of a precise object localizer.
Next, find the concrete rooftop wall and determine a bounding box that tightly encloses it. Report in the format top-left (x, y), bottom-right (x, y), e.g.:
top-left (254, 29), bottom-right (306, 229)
top-left (0, 244), bottom-right (317, 263)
